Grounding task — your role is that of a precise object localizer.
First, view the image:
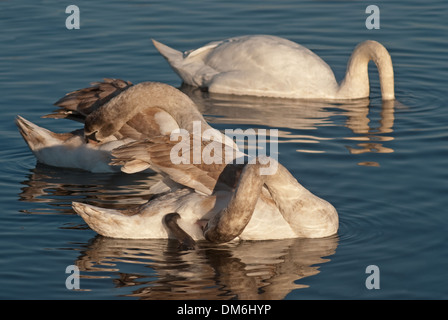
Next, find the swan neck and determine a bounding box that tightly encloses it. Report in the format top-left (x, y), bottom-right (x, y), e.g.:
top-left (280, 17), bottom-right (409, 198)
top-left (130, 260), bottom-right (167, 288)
top-left (204, 159), bottom-right (310, 243)
top-left (204, 158), bottom-right (338, 242)
top-left (263, 161), bottom-right (310, 211)
top-left (141, 82), bottom-right (209, 130)
top-left (92, 82), bottom-right (209, 138)
top-left (338, 41), bottom-right (395, 100)
top-left (204, 163), bottom-right (265, 243)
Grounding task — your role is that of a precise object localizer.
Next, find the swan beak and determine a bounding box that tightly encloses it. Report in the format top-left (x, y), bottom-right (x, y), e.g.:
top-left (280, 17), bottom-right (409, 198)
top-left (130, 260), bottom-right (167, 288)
top-left (85, 131), bottom-right (100, 143)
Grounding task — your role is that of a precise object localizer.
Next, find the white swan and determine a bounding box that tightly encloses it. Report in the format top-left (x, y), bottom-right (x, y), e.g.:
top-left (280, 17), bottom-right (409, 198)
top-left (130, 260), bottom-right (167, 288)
top-left (16, 79), bottom-right (233, 172)
top-left (72, 136), bottom-right (338, 247)
top-left (153, 35), bottom-right (395, 100)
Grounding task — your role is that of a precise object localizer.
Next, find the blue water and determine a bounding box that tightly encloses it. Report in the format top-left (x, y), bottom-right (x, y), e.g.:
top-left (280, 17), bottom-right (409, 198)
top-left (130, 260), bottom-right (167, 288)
top-left (1, 0), bottom-right (447, 299)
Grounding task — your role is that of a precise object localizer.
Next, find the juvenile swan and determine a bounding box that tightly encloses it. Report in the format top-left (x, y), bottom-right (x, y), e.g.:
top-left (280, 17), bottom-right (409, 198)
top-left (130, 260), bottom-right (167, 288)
top-left (153, 35), bottom-right (395, 100)
top-left (72, 136), bottom-right (338, 246)
top-left (16, 79), bottom-right (231, 172)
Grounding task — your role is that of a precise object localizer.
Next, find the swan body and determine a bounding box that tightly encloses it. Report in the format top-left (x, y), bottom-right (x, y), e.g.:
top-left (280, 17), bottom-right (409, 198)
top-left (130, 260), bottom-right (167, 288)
top-left (16, 116), bottom-right (132, 172)
top-left (16, 79), bottom-right (232, 172)
top-left (72, 137), bottom-right (338, 244)
top-left (73, 187), bottom-right (301, 241)
top-left (153, 35), bottom-right (395, 100)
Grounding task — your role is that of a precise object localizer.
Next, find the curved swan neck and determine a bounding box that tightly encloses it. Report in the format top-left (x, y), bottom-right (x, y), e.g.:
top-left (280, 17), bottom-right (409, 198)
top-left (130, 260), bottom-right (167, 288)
top-left (138, 82), bottom-right (209, 131)
top-left (338, 40), bottom-right (395, 100)
top-left (86, 82), bottom-right (210, 139)
top-left (204, 163), bottom-right (264, 243)
top-left (204, 157), bottom-right (338, 242)
top-left (204, 158), bottom-right (318, 243)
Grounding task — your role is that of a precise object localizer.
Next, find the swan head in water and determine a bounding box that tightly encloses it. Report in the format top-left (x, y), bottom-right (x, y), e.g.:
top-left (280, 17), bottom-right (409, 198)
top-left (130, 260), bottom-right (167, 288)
top-left (153, 36), bottom-right (395, 101)
top-left (337, 40), bottom-right (395, 101)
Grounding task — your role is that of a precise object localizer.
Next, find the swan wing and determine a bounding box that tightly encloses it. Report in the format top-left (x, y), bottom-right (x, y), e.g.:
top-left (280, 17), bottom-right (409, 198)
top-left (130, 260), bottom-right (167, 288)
top-left (46, 80), bottom-right (183, 141)
top-left (44, 78), bottom-right (133, 122)
top-left (203, 35), bottom-right (338, 98)
top-left (183, 41), bottom-right (221, 59)
top-left (84, 81), bottom-right (206, 142)
top-left (111, 136), bottom-right (240, 195)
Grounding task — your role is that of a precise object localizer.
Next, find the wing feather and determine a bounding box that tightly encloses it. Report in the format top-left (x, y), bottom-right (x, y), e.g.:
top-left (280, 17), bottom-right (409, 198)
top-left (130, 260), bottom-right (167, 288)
top-left (111, 136), bottom-right (242, 195)
top-left (43, 78), bottom-right (133, 121)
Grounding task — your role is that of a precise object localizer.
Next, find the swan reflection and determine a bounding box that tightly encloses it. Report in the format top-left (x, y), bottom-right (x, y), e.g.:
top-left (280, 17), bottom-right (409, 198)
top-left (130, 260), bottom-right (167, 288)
top-left (181, 85), bottom-right (398, 165)
top-left (74, 235), bottom-right (338, 299)
top-left (18, 163), bottom-right (158, 214)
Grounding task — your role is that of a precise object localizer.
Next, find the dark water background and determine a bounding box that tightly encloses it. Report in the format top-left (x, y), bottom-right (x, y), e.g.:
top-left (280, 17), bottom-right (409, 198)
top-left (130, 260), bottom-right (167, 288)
top-left (1, 0), bottom-right (447, 299)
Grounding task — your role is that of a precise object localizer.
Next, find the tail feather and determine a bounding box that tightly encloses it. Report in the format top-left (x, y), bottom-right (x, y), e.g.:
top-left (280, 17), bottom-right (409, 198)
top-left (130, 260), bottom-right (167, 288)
top-left (15, 115), bottom-right (70, 152)
top-left (152, 39), bottom-right (183, 66)
top-left (72, 201), bottom-right (169, 239)
top-left (72, 201), bottom-right (126, 238)
top-left (152, 39), bottom-right (218, 87)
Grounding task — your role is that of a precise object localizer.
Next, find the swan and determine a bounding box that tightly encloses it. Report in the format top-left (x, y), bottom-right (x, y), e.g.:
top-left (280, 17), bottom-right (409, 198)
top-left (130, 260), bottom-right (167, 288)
top-left (153, 35), bottom-right (395, 100)
top-left (72, 136), bottom-right (338, 247)
top-left (16, 79), bottom-right (233, 172)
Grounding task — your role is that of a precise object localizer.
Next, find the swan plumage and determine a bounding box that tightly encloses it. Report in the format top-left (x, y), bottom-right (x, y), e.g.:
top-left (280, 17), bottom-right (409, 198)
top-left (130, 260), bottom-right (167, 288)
top-left (72, 136), bottom-right (338, 244)
top-left (16, 79), bottom-right (232, 172)
top-left (153, 35), bottom-right (395, 100)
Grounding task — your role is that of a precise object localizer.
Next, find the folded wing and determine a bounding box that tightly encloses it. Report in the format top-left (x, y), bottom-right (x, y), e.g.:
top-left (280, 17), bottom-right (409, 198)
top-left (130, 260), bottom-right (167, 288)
top-left (111, 135), bottom-right (244, 195)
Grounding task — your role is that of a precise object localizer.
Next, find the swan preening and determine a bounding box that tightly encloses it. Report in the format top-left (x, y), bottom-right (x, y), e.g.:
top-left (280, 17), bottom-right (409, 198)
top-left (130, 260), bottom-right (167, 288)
top-left (153, 35), bottom-right (395, 100)
top-left (72, 137), bottom-right (338, 247)
top-left (16, 79), bottom-right (233, 172)
top-left (16, 37), bottom-right (349, 245)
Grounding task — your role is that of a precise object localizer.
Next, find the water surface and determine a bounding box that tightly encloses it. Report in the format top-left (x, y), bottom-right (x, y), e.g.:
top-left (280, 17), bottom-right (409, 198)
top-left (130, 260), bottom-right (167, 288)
top-left (1, 0), bottom-right (447, 299)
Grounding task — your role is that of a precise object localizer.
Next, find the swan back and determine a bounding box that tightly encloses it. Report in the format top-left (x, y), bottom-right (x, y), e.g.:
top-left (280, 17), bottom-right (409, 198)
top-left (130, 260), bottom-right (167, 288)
top-left (154, 35), bottom-right (339, 99)
top-left (73, 189), bottom-right (219, 240)
top-left (206, 36), bottom-right (339, 97)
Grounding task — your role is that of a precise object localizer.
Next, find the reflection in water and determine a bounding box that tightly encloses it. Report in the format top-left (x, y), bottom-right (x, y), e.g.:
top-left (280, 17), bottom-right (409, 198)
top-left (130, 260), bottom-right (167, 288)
top-left (340, 101), bottom-right (395, 157)
top-left (18, 163), bottom-right (158, 214)
top-left (181, 85), bottom-right (398, 166)
top-left (75, 235), bottom-right (338, 300)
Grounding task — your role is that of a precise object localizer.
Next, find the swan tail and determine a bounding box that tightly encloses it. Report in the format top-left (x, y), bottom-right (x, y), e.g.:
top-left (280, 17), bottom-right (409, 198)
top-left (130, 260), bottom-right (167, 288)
top-left (152, 39), bottom-right (183, 65)
top-left (16, 116), bottom-right (69, 153)
top-left (73, 201), bottom-right (167, 239)
top-left (72, 201), bottom-right (130, 238)
top-left (152, 39), bottom-right (217, 87)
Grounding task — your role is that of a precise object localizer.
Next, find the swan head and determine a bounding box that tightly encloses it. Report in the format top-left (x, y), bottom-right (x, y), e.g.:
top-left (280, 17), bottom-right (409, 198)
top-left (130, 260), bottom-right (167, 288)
top-left (84, 118), bottom-right (117, 143)
top-left (84, 130), bottom-right (100, 143)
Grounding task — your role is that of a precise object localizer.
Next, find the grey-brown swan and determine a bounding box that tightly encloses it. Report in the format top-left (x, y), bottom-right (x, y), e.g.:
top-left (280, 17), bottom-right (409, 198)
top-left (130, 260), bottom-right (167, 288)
top-left (16, 79), bottom-right (233, 172)
top-left (72, 136), bottom-right (338, 247)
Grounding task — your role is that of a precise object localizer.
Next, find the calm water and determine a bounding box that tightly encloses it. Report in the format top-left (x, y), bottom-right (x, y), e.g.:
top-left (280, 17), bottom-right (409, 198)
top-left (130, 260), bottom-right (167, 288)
top-left (1, 0), bottom-right (447, 300)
